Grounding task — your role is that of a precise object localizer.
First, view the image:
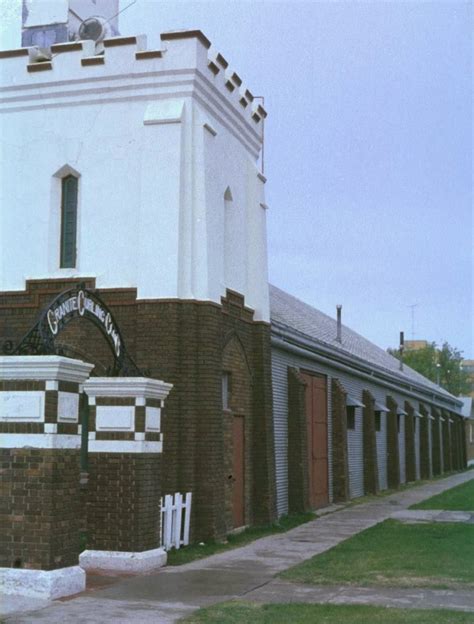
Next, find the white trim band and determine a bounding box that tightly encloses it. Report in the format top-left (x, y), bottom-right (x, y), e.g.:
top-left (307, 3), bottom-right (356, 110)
top-left (87, 439), bottom-right (162, 454)
top-left (79, 547), bottom-right (166, 573)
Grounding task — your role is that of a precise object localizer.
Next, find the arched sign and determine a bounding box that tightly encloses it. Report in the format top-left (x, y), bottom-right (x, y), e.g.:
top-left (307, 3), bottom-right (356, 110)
top-left (5, 285), bottom-right (141, 376)
top-left (45, 288), bottom-right (122, 359)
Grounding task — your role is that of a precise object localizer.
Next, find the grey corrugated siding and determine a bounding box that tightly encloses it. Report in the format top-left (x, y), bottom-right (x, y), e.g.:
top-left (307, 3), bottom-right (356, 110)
top-left (271, 342), bottom-right (454, 513)
top-left (415, 416), bottom-right (421, 480)
top-left (271, 350), bottom-right (290, 517)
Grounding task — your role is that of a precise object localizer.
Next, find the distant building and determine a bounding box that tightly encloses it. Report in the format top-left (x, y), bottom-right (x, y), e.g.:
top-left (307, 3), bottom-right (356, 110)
top-left (405, 340), bottom-right (429, 351)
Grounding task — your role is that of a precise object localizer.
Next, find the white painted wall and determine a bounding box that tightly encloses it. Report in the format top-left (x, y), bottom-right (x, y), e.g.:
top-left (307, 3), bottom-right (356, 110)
top-left (0, 33), bottom-right (269, 320)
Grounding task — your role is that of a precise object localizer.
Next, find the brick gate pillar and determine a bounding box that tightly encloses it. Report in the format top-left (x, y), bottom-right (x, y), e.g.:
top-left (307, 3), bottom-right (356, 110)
top-left (0, 355), bottom-right (94, 599)
top-left (79, 377), bottom-right (172, 573)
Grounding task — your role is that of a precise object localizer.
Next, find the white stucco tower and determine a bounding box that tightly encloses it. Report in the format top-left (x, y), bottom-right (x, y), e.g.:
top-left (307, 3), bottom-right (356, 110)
top-left (0, 30), bottom-right (269, 320)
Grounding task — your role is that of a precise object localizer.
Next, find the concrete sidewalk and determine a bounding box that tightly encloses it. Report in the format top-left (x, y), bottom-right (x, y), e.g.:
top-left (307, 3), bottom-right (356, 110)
top-left (3, 470), bottom-right (473, 623)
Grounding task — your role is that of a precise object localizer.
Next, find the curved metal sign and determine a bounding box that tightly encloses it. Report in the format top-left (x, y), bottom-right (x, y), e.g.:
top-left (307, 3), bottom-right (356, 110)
top-left (45, 288), bottom-right (122, 358)
top-left (5, 285), bottom-right (141, 376)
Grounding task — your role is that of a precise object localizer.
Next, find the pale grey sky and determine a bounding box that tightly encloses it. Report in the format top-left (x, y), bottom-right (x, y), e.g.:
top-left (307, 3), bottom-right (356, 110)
top-left (1, 0), bottom-right (472, 356)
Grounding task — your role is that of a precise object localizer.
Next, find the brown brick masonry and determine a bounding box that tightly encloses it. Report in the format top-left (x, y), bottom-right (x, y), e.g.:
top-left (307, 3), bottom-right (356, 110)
top-left (86, 453), bottom-right (161, 552)
top-left (0, 448), bottom-right (81, 570)
top-left (0, 278), bottom-right (276, 541)
top-left (287, 367), bottom-right (310, 513)
top-left (331, 378), bottom-right (349, 502)
top-left (362, 389), bottom-right (379, 495)
top-left (404, 401), bottom-right (416, 483)
top-left (431, 408), bottom-right (442, 476)
top-left (418, 403), bottom-right (430, 479)
top-left (441, 410), bottom-right (452, 472)
top-left (386, 396), bottom-right (400, 489)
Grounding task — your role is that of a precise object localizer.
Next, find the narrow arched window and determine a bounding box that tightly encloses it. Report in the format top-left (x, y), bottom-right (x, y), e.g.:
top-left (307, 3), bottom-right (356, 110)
top-left (60, 175), bottom-right (78, 268)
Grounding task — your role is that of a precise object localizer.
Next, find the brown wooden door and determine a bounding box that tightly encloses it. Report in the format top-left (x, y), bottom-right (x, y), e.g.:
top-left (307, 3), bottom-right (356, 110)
top-left (232, 415), bottom-right (245, 527)
top-left (301, 372), bottom-right (329, 509)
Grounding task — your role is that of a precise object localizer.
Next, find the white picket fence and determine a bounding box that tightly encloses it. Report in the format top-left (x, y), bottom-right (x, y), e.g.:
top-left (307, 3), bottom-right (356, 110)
top-left (160, 492), bottom-right (192, 551)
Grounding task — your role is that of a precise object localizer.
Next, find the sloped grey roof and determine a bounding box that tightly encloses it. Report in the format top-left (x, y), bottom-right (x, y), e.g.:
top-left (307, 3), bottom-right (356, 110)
top-left (269, 284), bottom-right (455, 400)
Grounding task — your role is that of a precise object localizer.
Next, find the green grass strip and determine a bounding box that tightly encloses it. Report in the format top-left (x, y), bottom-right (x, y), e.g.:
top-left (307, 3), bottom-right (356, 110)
top-left (411, 479), bottom-right (474, 511)
top-left (182, 601), bottom-right (474, 623)
top-left (280, 519), bottom-right (474, 589)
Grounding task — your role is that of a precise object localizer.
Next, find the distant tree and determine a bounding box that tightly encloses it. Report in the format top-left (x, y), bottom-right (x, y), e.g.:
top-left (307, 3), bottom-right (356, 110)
top-left (387, 341), bottom-right (469, 396)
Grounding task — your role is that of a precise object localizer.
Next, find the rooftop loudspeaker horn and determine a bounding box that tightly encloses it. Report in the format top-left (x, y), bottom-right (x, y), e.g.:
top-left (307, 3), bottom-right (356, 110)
top-left (78, 16), bottom-right (112, 42)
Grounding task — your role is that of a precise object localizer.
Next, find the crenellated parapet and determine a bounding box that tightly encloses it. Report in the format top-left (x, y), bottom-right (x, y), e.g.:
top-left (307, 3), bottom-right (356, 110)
top-left (0, 30), bottom-right (266, 143)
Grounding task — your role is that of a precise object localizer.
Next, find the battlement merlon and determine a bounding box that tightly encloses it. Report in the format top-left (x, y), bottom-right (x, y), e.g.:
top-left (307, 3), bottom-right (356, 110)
top-left (0, 30), bottom-right (266, 158)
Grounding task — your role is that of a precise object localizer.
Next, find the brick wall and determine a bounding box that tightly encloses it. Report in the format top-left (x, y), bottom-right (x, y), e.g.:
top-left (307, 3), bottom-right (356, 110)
top-left (386, 396), bottom-right (400, 489)
top-left (404, 401), bottom-right (416, 483)
top-left (419, 403), bottom-right (430, 479)
top-left (86, 453), bottom-right (161, 552)
top-left (287, 368), bottom-right (310, 513)
top-left (0, 279), bottom-right (276, 541)
top-left (331, 379), bottom-right (349, 502)
top-left (362, 389), bottom-right (379, 495)
top-left (0, 448), bottom-right (81, 570)
top-left (431, 408), bottom-right (441, 475)
top-left (441, 410), bottom-right (451, 472)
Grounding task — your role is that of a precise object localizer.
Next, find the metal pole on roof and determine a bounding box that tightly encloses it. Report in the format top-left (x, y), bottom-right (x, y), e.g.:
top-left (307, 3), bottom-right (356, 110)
top-left (399, 331), bottom-right (404, 371)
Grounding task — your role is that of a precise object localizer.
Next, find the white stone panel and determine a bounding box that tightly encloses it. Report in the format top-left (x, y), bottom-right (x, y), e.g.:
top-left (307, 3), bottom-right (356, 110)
top-left (146, 407), bottom-right (161, 432)
top-left (0, 391), bottom-right (44, 422)
top-left (95, 405), bottom-right (134, 431)
top-left (1, 433), bottom-right (81, 449)
top-left (57, 392), bottom-right (79, 422)
top-left (88, 439), bottom-right (162, 453)
top-left (0, 565), bottom-right (85, 599)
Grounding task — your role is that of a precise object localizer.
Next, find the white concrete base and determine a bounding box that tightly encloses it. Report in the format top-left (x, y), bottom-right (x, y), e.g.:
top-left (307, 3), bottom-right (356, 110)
top-left (79, 547), bottom-right (167, 573)
top-left (0, 565), bottom-right (85, 599)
